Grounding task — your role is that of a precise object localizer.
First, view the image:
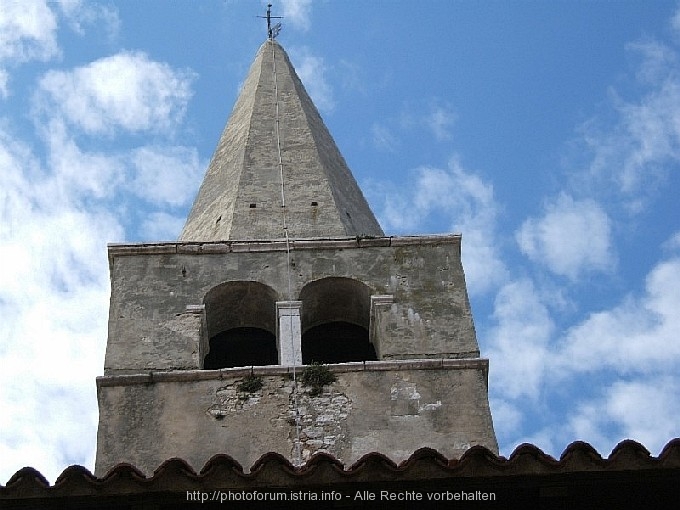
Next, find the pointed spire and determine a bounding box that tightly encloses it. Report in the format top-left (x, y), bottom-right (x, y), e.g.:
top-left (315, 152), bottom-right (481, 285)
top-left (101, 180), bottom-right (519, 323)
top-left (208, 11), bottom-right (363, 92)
top-left (179, 40), bottom-right (384, 241)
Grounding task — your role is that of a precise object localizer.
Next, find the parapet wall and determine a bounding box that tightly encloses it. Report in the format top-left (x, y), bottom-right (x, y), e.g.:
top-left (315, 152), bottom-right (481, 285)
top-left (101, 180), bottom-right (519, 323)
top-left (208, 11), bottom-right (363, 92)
top-left (95, 360), bottom-right (498, 476)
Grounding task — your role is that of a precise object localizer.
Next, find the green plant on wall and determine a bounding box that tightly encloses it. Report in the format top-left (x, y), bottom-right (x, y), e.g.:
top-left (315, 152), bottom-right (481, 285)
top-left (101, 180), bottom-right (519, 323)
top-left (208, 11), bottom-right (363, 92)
top-left (300, 363), bottom-right (337, 396)
top-left (237, 374), bottom-right (263, 393)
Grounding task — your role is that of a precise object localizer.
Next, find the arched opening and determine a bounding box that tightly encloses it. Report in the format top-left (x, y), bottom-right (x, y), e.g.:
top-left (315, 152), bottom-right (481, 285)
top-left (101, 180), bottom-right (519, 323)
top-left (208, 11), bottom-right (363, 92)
top-left (202, 281), bottom-right (278, 369)
top-left (203, 327), bottom-right (277, 369)
top-left (299, 277), bottom-right (377, 364)
top-left (302, 321), bottom-right (376, 364)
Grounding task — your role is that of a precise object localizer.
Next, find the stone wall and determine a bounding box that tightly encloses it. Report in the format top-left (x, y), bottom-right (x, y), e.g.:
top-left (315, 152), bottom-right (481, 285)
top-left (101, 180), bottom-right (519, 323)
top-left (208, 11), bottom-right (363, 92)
top-left (104, 235), bottom-right (479, 374)
top-left (95, 360), bottom-right (498, 476)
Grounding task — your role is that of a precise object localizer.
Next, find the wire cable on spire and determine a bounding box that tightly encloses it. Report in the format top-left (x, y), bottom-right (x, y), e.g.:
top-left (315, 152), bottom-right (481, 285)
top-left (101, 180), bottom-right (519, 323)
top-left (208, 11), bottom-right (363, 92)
top-left (270, 40), bottom-right (302, 467)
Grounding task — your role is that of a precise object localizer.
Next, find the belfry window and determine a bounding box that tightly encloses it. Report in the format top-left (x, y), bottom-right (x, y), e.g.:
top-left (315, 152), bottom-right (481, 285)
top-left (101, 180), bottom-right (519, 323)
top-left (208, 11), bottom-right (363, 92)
top-left (299, 277), bottom-right (377, 364)
top-left (202, 281), bottom-right (278, 369)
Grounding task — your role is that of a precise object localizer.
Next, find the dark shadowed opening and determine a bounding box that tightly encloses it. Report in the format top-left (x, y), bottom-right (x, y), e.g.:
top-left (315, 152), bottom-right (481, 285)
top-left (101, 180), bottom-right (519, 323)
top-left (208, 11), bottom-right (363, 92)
top-left (204, 327), bottom-right (277, 369)
top-left (299, 277), bottom-right (376, 364)
top-left (202, 281), bottom-right (278, 369)
top-left (302, 321), bottom-right (376, 364)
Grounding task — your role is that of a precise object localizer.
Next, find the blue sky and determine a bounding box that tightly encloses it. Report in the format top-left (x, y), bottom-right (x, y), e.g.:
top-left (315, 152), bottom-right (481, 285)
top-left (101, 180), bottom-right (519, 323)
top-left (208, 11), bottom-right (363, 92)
top-left (1, 0), bottom-right (680, 483)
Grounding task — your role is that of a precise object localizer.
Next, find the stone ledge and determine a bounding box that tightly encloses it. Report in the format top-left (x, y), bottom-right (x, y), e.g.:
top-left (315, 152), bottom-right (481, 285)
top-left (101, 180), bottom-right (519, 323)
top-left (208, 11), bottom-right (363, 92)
top-left (231, 240), bottom-right (290, 252)
top-left (381, 351), bottom-right (481, 360)
top-left (197, 243), bottom-right (231, 253)
top-left (291, 238), bottom-right (359, 250)
top-left (97, 358), bottom-right (489, 387)
top-left (107, 234), bottom-right (462, 259)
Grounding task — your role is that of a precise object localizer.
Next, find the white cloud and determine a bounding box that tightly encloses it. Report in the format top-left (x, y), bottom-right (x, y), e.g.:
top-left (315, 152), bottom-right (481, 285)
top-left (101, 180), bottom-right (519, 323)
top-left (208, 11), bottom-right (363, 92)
top-left (461, 234), bottom-right (508, 297)
top-left (0, 47), bottom-right (199, 482)
top-left (489, 242), bottom-right (680, 459)
top-left (140, 212), bottom-right (186, 241)
top-left (489, 16), bottom-right (680, 456)
top-left (554, 256), bottom-right (680, 375)
top-left (605, 377), bottom-right (680, 451)
top-left (565, 377), bottom-right (680, 456)
top-left (44, 118), bottom-right (125, 200)
top-left (35, 51), bottom-right (195, 135)
top-left (0, 68), bottom-right (8, 99)
top-left (565, 402), bottom-right (616, 454)
top-left (281, 0), bottom-right (312, 32)
top-left (130, 146), bottom-right (202, 207)
top-left (55, 0), bottom-right (120, 38)
top-left (0, 124), bottom-right (122, 482)
top-left (503, 251), bottom-right (680, 457)
top-left (672, 6), bottom-right (680, 37)
top-left (662, 230), bottom-right (680, 252)
top-left (289, 47), bottom-right (335, 113)
top-left (485, 278), bottom-right (553, 400)
top-left (0, 0), bottom-right (58, 64)
top-left (628, 39), bottom-right (677, 84)
top-left (29, 53), bottom-right (202, 209)
top-left (576, 37), bottom-right (680, 213)
top-left (617, 80), bottom-right (680, 191)
top-left (516, 194), bottom-right (615, 280)
top-left (0, 1), bottom-right (121, 99)
top-left (489, 398), bottom-right (523, 438)
top-left (387, 100), bottom-right (456, 144)
top-left (0, 0), bottom-right (59, 97)
top-left (411, 160), bottom-right (493, 217)
top-left (367, 180), bottom-right (419, 232)
top-left (426, 102), bottom-right (455, 141)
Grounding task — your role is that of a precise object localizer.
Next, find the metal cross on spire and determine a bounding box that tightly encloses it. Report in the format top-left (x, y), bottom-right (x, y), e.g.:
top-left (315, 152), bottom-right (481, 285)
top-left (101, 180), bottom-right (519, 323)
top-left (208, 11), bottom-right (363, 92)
top-left (258, 3), bottom-right (283, 40)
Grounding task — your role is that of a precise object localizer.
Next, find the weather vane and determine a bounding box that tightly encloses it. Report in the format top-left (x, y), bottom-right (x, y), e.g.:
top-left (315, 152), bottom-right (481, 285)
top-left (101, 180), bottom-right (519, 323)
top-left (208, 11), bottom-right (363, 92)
top-left (258, 3), bottom-right (283, 40)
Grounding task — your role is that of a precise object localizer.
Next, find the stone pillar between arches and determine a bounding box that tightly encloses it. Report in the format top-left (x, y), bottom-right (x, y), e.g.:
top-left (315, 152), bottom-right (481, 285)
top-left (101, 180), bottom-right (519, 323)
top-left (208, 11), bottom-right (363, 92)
top-left (370, 294), bottom-right (394, 360)
top-left (276, 301), bottom-right (302, 366)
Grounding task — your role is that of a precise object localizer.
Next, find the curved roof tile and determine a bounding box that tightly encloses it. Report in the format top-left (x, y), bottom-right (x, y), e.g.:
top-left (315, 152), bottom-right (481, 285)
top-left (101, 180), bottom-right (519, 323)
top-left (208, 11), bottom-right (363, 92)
top-left (3, 438), bottom-right (679, 496)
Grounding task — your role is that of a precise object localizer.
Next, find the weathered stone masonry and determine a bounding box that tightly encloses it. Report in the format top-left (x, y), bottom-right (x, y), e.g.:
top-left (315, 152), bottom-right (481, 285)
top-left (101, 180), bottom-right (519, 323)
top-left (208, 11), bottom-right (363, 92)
top-left (96, 360), bottom-right (494, 475)
top-left (103, 235), bottom-right (480, 376)
top-left (95, 235), bottom-right (497, 474)
top-left (95, 38), bottom-right (497, 476)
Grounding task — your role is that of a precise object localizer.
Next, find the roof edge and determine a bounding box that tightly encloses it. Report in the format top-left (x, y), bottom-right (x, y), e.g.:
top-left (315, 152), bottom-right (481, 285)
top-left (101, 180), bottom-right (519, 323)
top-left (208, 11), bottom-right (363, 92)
top-left (3, 438), bottom-right (679, 492)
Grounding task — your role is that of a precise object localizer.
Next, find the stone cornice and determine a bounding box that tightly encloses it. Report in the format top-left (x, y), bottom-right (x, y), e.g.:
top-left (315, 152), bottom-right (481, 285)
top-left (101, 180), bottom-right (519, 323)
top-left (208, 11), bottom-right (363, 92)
top-left (98, 357), bottom-right (488, 387)
top-left (107, 234), bottom-right (462, 266)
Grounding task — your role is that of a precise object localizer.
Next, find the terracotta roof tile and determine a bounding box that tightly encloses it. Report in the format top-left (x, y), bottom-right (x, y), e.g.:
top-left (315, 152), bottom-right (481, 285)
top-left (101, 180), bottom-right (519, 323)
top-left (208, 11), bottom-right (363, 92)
top-left (2, 439), bottom-right (679, 507)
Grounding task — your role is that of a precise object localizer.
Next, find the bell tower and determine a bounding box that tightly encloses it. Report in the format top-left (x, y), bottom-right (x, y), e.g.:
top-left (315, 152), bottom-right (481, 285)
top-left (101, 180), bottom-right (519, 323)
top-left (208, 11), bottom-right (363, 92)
top-left (95, 27), bottom-right (497, 475)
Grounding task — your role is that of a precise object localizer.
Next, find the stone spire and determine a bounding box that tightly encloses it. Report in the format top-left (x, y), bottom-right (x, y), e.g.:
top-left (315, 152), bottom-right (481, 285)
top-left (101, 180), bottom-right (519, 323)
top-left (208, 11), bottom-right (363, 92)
top-left (179, 40), bottom-right (384, 241)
